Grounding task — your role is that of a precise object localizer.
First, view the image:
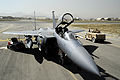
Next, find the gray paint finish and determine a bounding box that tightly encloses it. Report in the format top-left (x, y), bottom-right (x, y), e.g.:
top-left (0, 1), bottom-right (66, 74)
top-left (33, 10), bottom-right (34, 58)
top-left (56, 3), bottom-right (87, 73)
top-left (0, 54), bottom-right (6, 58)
top-left (54, 31), bottom-right (100, 76)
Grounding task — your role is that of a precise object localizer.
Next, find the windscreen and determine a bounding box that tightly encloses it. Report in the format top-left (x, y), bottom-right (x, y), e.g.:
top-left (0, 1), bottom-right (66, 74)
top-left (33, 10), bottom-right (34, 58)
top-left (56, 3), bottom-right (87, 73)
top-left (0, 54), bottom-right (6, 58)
top-left (62, 13), bottom-right (73, 24)
top-left (56, 13), bottom-right (74, 28)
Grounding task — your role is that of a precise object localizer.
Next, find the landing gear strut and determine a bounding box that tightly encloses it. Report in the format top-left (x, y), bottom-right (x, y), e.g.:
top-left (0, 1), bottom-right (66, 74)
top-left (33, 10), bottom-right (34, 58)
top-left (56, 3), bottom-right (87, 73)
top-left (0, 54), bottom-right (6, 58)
top-left (58, 49), bottom-right (65, 65)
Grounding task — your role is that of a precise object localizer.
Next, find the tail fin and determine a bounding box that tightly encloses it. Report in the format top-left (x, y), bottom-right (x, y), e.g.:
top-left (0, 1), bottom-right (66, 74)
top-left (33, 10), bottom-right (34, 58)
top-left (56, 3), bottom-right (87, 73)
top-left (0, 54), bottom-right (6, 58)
top-left (34, 11), bottom-right (36, 30)
top-left (52, 11), bottom-right (56, 28)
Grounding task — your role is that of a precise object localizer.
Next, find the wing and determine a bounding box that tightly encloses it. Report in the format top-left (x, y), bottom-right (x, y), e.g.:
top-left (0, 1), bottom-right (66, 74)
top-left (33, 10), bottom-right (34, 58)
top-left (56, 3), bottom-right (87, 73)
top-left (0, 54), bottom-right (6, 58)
top-left (75, 35), bottom-right (84, 39)
top-left (3, 28), bottom-right (55, 38)
top-left (3, 30), bottom-right (41, 36)
top-left (70, 29), bottom-right (84, 33)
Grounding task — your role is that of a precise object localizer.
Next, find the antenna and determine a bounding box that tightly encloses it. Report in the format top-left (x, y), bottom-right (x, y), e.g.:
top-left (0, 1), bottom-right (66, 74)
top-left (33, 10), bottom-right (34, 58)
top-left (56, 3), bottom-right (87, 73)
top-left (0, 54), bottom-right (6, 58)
top-left (34, 11), bottom-right (36, 30)
top-left (52, 11), bottom-right (56, 28)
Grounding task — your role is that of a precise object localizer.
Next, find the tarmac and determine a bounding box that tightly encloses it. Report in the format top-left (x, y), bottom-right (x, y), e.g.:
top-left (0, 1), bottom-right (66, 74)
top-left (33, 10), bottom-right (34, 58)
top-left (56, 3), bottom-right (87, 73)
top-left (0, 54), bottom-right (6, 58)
top-left (0, 21), bottom-right (120, 80)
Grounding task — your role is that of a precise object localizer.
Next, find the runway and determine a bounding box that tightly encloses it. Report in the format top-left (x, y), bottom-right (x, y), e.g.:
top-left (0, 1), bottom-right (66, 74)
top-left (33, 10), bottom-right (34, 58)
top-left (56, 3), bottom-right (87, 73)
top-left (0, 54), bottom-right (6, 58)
top-left (0, 21), bottom-right (120, 80)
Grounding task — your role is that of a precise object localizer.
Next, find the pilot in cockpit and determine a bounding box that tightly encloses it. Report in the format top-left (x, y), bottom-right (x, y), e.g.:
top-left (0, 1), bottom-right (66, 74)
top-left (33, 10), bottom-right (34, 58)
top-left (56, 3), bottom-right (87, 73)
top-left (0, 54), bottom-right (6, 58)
top-left (56, 27), bottom-right (69, 37)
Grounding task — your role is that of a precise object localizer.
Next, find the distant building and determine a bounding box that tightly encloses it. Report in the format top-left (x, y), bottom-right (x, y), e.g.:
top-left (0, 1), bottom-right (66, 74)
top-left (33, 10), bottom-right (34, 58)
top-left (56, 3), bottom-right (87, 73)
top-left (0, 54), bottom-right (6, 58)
top-left (96, 18), bottom-right (105, 21)
top-left (104, 18), bottom-right (111, 21)
top-left (2, 16), bottom-right (14, 19)
top-left (89, 18), bottom-right (96, 21)
top-left (96, 17), bottom-right (112, 21)
top-left (113, 18), bottom-right (120, 21)
top-left (0, 16), bottom-right (3, 19)
top-left (74, 17), bottom-right (82, 20)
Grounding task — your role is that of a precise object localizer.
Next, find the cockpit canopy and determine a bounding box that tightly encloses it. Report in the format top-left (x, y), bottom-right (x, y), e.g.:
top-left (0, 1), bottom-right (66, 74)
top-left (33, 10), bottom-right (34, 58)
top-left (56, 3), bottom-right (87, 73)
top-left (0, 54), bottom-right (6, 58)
top-left (56, 13), bottom-right (74, 28)
top-left (64, 31), bottom-right (76, 40)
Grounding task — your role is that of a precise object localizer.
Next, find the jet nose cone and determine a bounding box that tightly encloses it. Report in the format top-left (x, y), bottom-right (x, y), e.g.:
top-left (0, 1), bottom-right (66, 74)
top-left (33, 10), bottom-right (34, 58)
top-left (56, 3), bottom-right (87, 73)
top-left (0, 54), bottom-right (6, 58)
top-left (66, 45), bottom-right (100, 76)
top-left (89, 65), bottom-right (101, 76)
top-left (96, 71), bottom-right (101, 77)
top-left (78, 57), bottom-right (100, 76)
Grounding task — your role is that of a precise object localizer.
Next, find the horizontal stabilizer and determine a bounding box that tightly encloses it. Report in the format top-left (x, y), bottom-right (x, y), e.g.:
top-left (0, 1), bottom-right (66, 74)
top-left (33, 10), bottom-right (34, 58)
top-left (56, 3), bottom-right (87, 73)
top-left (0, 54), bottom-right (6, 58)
top-left (70, 29), bottom-right (84, 33)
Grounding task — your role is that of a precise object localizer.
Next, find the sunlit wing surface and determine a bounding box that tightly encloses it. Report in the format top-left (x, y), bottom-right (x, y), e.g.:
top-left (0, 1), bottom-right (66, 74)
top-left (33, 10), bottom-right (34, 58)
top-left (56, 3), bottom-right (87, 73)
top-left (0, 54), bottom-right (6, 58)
top-left (39, 28), bottom-right (55, 37)
top-left (70, 29), bottom-right (84, 33)
top-left (3, 30), bottom-right (40, 36)
top-left (3, 28), bottom-right (55, 38)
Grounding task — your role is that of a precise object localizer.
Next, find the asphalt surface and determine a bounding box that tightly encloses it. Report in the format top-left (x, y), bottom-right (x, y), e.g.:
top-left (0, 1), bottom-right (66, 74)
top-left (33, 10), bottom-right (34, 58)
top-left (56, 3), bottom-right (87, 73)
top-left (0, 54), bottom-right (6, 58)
top-left (0, 21), bottom-right (120, 80)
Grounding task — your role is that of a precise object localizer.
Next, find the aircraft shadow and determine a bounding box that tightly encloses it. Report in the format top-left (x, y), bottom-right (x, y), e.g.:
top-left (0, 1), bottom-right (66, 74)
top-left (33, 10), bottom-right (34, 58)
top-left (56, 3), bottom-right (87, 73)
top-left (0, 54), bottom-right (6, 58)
top-left (16, 48), bottom-right (44, 64)
top-left (13, 47), bottom-right (119, 80)
top-left (97, 40), bottom-right (112, 44)
top-left (84, 45), bottom-right (99, 59)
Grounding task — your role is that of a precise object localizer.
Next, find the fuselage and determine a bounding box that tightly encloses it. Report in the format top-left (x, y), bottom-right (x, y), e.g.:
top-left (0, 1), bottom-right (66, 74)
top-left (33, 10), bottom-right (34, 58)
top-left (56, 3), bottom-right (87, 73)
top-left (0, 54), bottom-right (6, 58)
top-left (54, 31), bottom-right (100, 76)
top-left (36, 27), bottom-right (100, 76)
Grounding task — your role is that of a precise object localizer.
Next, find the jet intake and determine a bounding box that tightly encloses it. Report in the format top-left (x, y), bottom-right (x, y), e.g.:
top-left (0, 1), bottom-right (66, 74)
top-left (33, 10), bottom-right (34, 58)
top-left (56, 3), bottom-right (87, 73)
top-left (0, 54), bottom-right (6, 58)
top-left (24, 36), bottom-right (33, 48)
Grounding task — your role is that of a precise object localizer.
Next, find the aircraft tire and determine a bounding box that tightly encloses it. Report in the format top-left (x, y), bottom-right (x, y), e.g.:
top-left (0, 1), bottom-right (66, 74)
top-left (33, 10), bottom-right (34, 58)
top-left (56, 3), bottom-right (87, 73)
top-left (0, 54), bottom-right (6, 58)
top-left (92, 37), bottom-right (96, 43)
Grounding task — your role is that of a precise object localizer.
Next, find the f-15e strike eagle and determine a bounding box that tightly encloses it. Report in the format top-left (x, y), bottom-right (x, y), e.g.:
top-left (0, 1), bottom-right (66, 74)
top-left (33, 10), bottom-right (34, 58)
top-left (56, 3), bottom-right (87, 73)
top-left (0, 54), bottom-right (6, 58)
top-left (3, 11), bottom-right (100, 76)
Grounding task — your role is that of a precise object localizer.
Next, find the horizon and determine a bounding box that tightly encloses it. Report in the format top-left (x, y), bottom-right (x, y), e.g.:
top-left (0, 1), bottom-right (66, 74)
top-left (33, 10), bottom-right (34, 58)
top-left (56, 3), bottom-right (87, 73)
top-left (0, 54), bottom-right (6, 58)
top-left (0, 0), bottom-right (120, 19)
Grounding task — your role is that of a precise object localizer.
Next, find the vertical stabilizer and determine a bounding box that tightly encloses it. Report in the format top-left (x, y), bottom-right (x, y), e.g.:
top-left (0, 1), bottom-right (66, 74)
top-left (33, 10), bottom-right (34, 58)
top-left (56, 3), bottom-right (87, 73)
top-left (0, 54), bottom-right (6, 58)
top-left (52, 11), bottom-right (56, 28)
top-left (34, 11), bottom-right (36, 30)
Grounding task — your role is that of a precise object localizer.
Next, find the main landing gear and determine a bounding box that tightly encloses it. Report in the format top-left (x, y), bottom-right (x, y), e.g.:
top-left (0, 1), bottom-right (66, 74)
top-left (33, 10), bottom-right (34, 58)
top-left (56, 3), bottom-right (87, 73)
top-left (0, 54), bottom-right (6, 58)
top-left (7, 37), bottom-right (25, 51)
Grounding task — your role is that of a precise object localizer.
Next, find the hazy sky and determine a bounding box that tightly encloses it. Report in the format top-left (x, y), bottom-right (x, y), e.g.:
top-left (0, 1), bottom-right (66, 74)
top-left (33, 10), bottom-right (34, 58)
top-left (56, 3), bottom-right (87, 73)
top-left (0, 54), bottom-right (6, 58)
top-left (0, 0), bottom-right (120, 18)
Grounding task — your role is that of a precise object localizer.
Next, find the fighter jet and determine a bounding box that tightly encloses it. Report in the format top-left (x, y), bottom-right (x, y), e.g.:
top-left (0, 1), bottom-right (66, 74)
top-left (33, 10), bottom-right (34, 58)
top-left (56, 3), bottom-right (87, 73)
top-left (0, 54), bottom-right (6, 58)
top-left (3, 11), bottom-right (100, 76)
